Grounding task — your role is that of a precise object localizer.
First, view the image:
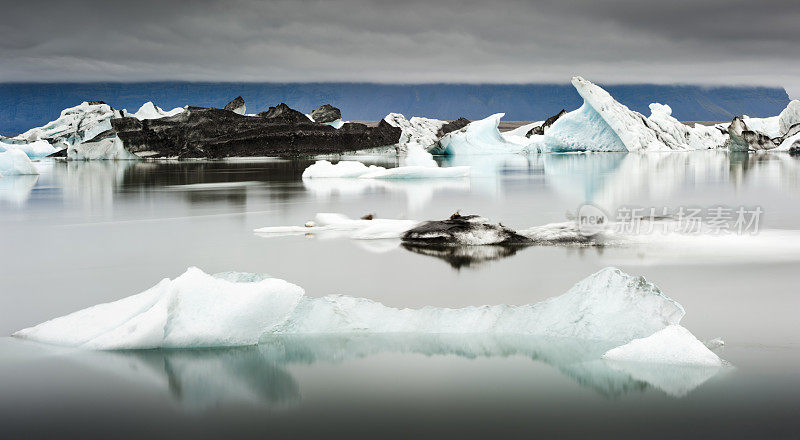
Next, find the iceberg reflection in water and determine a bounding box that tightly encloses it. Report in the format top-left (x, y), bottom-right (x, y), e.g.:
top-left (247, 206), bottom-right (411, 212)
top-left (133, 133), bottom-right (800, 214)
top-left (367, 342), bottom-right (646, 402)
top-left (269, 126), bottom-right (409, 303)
top-left (0, 174), bottom-right (39, 205)
top-left (50, 334), bottom-right (723, 411)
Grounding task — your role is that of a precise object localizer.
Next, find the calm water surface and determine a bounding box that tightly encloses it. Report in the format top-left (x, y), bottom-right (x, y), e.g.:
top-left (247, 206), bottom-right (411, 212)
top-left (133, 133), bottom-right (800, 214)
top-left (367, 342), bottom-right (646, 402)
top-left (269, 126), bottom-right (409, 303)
top-left (1, 151), bottom-right (799, 439)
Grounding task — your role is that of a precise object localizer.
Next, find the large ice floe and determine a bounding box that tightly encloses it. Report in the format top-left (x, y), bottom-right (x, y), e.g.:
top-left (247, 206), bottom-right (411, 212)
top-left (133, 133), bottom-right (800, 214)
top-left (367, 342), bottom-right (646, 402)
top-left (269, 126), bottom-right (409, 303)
top-left (15, 267), bottom-right (696, 352)
top-left (0, 150), bottom-right (40, 176)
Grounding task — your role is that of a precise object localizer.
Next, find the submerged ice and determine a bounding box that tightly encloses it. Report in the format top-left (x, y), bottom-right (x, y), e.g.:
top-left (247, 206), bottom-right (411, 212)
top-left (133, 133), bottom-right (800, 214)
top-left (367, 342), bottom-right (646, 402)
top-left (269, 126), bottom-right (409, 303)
top-left (15, 267), bottom-right (690, 350)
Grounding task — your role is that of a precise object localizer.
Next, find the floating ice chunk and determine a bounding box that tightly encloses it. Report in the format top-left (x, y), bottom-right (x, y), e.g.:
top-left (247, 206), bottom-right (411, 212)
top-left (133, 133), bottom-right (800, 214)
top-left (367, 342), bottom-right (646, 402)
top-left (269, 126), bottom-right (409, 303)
top-left (0, 139), bottom-right (57, 158)
top-left (254, 213), bottom-right (419, 240)
top-left (15, 267), bottom-right (688, 349)
top-left (0, 150), bottom-right (40, 176)
top-left (301, 158), bottom-right (469, 180)
top-left (602, 325), bottom-right (722, 366)
top-left (14, 267), bottom-right (304, 350)
top-left (130, 101), bottom-right (184, 120)
top-left (432, 113), bottom-right (529, 155)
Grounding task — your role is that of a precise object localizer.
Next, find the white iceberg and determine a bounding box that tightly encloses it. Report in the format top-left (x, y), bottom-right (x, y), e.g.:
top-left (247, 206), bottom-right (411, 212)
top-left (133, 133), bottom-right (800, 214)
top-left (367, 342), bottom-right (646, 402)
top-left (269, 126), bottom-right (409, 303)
top-left (15, 267), bottom-right (687, 350)
top-left (647, 103), bottom-right (727, 150)
top-left (538, 77), bottom-right (727, 152)
top-left (14, 267), bottom-right (304, 350)
top-left (0, 150), bottom-right (40, 176)
top-left (12, 101), bottom-right (120, 148)
top-left (383, 113), bottom-right (448, 151)
top-left (0, 139), bottom-right (57, 158)
top-left (602, 325), bottom-right (722, 366)
top-left (741, 100), bottom-right (800, 139)
top-left (432, 113), bottom-right (530, 155)
top-left (129, 101), bottom-right (184, 120)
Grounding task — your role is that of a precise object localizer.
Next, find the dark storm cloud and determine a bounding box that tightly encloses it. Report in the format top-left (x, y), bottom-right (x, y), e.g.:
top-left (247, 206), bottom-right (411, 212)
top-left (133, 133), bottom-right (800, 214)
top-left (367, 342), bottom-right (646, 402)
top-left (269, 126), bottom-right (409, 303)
top-left (0, 0), bottom-right (798, 95)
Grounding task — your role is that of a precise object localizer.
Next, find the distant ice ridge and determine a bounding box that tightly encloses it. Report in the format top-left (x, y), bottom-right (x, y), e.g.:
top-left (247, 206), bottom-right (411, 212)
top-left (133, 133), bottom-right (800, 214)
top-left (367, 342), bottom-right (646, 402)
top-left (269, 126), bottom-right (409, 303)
top-left (0, 150), bottom-right (40, 177)
top-left (15, 267), bottom-right (692, 351)
top-left (603, 325), bottom-right (722, 367)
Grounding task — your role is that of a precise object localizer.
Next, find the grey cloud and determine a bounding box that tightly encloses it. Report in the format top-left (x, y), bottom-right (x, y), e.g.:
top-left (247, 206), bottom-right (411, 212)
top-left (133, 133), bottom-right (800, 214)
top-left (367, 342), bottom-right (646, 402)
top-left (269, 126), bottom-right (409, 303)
top-left (0, 0), bottom-right (798, 97)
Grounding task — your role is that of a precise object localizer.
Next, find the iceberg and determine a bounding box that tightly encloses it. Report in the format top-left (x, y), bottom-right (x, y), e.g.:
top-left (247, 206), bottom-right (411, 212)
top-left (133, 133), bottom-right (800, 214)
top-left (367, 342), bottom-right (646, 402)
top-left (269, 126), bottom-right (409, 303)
top-left (384, 113), bottom-right (448, 151)
top-left (129, 101), bottom-right (184, 120)
top-left (602, 325), bottom-right (722, 367)
top-left (0, 150), bottom-right (40, 176)
top-left (431, 113), bottom-right (530, 155)
top-left (538, 77), bottom-right (727, 152)
top-left (15, 267), bottom-right (687, 350)
top-left (14, 267), bottom-right (304, 350)
top-left (647, 103), bottom-right (727, 150)
top-left (0, 139), bottom-right (57, 158)
top-left (12, 101), bottom-right (120, 148)
top-left (741, 100), bottom-right (800, 139)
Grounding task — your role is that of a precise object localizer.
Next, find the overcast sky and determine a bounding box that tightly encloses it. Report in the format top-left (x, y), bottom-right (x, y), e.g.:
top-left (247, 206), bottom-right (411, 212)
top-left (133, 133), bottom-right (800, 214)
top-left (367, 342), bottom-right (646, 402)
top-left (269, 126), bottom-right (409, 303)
top-left (1, 0), bottom-right (798, 96)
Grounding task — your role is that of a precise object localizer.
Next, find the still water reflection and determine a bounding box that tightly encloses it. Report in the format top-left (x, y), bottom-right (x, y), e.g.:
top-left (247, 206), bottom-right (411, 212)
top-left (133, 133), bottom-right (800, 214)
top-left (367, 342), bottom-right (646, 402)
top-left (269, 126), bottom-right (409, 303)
top-left (1, 152), bottom-right (799, 439)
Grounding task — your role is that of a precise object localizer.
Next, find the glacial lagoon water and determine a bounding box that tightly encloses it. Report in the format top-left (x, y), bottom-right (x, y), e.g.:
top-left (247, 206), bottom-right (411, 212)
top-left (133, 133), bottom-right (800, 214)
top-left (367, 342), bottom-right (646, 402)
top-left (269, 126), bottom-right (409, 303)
top-left (1, 151), bottom-right (799, 439)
